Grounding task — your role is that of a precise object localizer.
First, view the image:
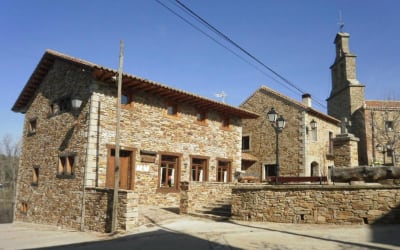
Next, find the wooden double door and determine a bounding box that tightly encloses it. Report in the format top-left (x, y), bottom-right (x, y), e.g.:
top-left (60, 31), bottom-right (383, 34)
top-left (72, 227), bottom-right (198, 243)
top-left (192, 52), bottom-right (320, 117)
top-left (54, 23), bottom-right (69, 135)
top-left (106, 148), bottom-right (135, 190)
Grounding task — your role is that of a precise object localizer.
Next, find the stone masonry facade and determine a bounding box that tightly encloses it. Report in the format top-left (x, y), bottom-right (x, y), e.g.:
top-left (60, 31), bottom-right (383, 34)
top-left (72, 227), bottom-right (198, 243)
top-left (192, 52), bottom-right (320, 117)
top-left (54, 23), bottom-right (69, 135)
top-left (15, 59), bottom-right (92, 229)
top-left (231, 184), bottom-right (400, 224)
top-left (240, 87), bottom-right (340, 180)
top-left (14, 51), bottom-right (256, 231)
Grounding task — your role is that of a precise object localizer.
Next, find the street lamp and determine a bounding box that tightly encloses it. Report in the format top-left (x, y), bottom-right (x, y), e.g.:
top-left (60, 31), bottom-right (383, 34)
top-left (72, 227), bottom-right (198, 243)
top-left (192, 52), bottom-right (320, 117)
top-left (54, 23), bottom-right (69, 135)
top-left (267, 108), bottom-right (286, 184)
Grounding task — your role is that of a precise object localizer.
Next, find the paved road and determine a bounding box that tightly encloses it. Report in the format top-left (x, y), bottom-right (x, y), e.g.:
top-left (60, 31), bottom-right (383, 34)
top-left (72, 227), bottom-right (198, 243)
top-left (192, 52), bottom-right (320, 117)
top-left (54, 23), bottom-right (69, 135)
top-left (1, 210), bottom-right (400, 250)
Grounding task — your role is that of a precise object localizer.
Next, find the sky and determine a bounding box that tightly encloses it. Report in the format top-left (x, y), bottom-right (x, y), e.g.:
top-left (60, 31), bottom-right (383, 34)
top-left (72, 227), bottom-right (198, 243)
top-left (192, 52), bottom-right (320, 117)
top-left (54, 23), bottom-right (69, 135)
top-left (1, 0), bottom-right (400, 142)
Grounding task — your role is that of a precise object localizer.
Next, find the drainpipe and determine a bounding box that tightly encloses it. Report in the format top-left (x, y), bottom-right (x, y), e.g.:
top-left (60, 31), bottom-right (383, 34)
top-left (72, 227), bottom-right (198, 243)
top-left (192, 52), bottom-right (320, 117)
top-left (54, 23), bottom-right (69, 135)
top-left (80, 94), bottom-right (93, 231)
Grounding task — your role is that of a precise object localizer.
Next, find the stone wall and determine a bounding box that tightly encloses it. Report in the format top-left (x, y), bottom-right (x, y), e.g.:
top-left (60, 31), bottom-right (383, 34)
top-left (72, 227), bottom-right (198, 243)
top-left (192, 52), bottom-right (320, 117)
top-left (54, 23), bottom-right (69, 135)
top-left (240, 87), bottom-right (338, 179)
top-left (88, 81), bottom-right (243, 207)
top-left (333, 134), bottom-right (359, 167)
top-left (231, 184), bottom-right (400, 224)
top-left (15, 59), bottom-right (92, 230)
top-left (180, 181), bottom-right (234, 214)
top-left (84, 188), bottom-right (138, 232)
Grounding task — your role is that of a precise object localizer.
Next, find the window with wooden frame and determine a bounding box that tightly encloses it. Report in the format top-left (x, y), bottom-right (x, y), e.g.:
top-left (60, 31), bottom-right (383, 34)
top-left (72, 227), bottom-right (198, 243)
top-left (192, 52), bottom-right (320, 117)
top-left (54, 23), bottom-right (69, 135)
top-left (20, 202), bottom-right (28, 214)
top-left (190, 157), bottom-right (208, 182)
top-left (121, 91), bottom-right (134, 108)
top-left (31, 165), bottom-right (39, 186)
top-left (48, 96), bottom-right (71, 117)
top-left (166, 102), bottom-right (179, 117)
top-left (57, 153), bottom-right (76, 178)
top-left (216, 160), bottom-right (232, 182)
top-left (242, 135), bottom-right (250, 151)
top-left (27, 118), bottom-right (37, 136)
top-left (221, 116), bottom-right (230, 130)
top-left (195, 110), bottom-right (207, 125)
top-left (159, 154), bottom-right (180, 190)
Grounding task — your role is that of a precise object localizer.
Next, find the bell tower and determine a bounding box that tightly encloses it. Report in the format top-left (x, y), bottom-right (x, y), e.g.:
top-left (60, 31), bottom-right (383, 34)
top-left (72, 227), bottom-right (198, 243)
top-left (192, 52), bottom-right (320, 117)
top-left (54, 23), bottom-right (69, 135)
top-left (327, 32), bottom-right (365, 123)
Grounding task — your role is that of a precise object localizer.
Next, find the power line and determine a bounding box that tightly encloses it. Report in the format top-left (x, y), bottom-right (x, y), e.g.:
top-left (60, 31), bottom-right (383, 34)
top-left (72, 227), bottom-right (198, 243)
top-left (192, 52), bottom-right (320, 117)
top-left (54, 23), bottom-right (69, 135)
top-left (156, 0), bottom-right (327, 109)
top-left (155, 0), bottom-right (301, 97)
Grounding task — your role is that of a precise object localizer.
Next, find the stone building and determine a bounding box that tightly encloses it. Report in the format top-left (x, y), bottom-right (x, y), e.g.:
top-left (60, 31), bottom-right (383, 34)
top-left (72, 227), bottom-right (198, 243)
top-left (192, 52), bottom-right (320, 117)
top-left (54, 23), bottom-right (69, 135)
top-left (327, 32), bottom-right (400, 166)
top-left (11, 50), bottom-right (258, 231)
top-left (240, 86), bottom-right (340, 180)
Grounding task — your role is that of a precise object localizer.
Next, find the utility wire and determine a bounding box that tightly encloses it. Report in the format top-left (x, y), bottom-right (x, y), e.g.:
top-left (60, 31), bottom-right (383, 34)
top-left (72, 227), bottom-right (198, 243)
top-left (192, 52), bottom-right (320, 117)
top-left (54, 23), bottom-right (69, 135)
top-left (155, 0), bottom-right (300, 97)
top-left (157, 0), bottom-right (327, 109)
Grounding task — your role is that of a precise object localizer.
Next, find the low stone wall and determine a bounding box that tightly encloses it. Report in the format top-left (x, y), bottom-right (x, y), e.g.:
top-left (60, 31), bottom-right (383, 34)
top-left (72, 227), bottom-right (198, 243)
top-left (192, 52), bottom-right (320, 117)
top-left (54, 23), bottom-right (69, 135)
top-left (180, 181), bottom-right (234, 214)
top-left (84, 188), bottom-right (139, 232)
top-left (231, 184), bottom-right (400, 224)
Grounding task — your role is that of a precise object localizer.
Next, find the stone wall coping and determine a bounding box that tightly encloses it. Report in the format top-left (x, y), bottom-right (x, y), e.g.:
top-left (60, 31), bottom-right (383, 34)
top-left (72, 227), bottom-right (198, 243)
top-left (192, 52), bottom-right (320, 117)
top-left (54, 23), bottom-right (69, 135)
top-left (232, 184), bottom-right (400, 191)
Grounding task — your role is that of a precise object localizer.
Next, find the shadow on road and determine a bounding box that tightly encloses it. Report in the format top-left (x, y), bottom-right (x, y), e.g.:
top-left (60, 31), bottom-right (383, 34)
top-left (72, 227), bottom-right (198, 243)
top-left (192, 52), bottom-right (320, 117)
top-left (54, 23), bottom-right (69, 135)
top-left (30, 228), bottom-right (239, 250)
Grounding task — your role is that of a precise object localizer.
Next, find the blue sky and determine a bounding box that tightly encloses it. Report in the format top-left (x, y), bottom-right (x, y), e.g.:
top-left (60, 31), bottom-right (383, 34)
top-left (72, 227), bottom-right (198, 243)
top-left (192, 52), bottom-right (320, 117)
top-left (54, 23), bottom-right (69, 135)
top-left (1, 0), bottom-right (400, 141)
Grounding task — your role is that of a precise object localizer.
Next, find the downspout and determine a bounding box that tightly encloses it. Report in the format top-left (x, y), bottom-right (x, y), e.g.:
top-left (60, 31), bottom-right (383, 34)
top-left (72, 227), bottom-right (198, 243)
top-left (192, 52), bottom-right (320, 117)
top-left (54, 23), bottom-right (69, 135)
top-left (80, 94), bottom-right (93, 231)
top-left (371, 111), bottom-right (376, 164)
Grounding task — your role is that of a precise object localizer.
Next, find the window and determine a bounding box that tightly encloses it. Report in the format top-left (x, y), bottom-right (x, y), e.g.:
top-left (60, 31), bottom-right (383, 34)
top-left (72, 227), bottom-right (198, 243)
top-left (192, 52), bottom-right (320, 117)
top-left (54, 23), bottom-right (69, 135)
top-left (216, 160), bottom-right (231, 182)
top-left (196, 110), bottom-right (207, 124)
top-left (49, 97), bottom-right (72, 116)
top-left (311, 126), bottom-right (318, 141)
top-left (28, 118), bottom-right (37, 136)
top-left (385, 121), bottom-right (394, 132)
top-left (242, 135), bottom-right (250, 150)
top-left (159, 155), bottom-right (179, 189)
top-left (191, 157), bottom-right (208, 182)
top-left (328, 132), bottom-right (334, 155)
top-left (221, 117), bottom-right (230, 129)
top-left (263, 164), bottom-right (277, 179)
top-left (166, 103), bottom-right (178, 116)
top-left (20, 202), bottom-right (28, 214)
top-left (31, 166), bottom-right (39, 186)
top-left (121, 91), bottom-right (134, 107)
top-left (57, 154), bottom-right (76, 178)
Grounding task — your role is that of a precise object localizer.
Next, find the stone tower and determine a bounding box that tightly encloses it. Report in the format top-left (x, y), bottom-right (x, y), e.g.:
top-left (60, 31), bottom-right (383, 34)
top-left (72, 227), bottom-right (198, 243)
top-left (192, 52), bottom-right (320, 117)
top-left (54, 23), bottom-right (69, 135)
top-left (327, 32), bottom-right (365, 125)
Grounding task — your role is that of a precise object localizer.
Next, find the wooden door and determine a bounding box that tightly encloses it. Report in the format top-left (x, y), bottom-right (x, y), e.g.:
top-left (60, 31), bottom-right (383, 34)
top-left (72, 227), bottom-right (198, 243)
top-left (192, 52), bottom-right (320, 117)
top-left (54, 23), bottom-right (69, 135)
top-left (106, 149), bottom-right (133, 189)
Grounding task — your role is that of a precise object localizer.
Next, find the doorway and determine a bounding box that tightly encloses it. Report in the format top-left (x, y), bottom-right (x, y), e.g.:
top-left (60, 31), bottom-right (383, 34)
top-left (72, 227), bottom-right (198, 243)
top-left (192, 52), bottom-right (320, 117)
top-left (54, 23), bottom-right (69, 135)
top-left (106, 148), bottom-right (135, 190)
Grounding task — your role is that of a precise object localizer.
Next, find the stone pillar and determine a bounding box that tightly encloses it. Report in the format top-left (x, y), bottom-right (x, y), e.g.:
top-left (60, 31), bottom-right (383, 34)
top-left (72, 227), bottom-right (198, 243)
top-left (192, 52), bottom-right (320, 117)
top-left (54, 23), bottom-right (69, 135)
top-left (333, 134), bottom-right (359, 167)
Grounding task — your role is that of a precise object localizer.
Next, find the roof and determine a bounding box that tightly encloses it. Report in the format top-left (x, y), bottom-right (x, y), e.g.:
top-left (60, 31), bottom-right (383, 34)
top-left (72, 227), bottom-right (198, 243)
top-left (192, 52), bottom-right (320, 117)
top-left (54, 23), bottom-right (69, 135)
top-left (364, 100), bottom-right (400, 111)
top-left (242, 85), bottom-right (340, 125)
top-left (12, 50), bottom-right (259, 119)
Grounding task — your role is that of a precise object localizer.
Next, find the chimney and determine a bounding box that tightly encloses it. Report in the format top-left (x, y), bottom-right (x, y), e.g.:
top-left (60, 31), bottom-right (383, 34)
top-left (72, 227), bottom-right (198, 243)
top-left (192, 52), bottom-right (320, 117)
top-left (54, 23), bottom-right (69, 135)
top-left (302, 93), bottom-right (312, 107)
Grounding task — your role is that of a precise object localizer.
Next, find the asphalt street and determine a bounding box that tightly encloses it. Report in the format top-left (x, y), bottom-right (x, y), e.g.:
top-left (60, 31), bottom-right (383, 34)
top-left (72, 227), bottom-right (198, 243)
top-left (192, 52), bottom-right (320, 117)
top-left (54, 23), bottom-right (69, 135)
top-left (1, 208), bottom-right (400, 250)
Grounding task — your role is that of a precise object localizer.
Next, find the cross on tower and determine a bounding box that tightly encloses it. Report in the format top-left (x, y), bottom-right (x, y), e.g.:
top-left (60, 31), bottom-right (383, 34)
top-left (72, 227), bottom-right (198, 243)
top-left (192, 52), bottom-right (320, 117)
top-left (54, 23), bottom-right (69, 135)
top-left (338, 11), bottom-right (345, 33)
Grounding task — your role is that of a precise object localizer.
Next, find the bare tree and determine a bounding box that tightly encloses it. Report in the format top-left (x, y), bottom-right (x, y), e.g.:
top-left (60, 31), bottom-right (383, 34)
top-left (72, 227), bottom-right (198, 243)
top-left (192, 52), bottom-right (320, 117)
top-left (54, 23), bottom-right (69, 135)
top-left (373, 103), bottom-right (400, 166)
top-left (0, 134), bottom-right (21, 223)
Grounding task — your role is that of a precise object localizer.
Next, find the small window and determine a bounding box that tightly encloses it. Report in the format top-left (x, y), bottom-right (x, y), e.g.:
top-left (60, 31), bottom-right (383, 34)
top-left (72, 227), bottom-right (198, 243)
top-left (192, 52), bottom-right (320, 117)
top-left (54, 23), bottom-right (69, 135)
top-left (191, 158), bottom-right (208, 182)
top-left (196, 110), bottom-right (207, 124)
top-left (385, 121), bottom-right (394, 132)
top-left (32, 166), bottom-right (39, 186)
top-left (311, 127), bottom-right (317, 141)
top-left (121, 92), bottom-right (133, 106)
top-left (263, 164), bottom-right (277, 180)
top-left (166, 103), bottom-right (178, 116)
top-left (28, 118), bottom-right (37, 136)
top-left (20, 202), bottom-right (28, 214)
top-left (216, 160), bottom-right (231, 182)
top-left (59, 98), bottom-right (71, 112)
top-left (329, 131), bottom-right (334, 154)
top-left (57, 154), bottom-right (76, 178)
top-left (221, 117), bottom-right (230, 129)
top-left (242, 135), bottom-right (250, 150)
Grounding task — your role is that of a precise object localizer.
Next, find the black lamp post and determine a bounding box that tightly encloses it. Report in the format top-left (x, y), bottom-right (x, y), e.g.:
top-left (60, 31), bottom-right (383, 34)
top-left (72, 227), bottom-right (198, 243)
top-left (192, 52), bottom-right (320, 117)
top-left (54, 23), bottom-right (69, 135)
top-left (267, 108), bottom-right (286, 184)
